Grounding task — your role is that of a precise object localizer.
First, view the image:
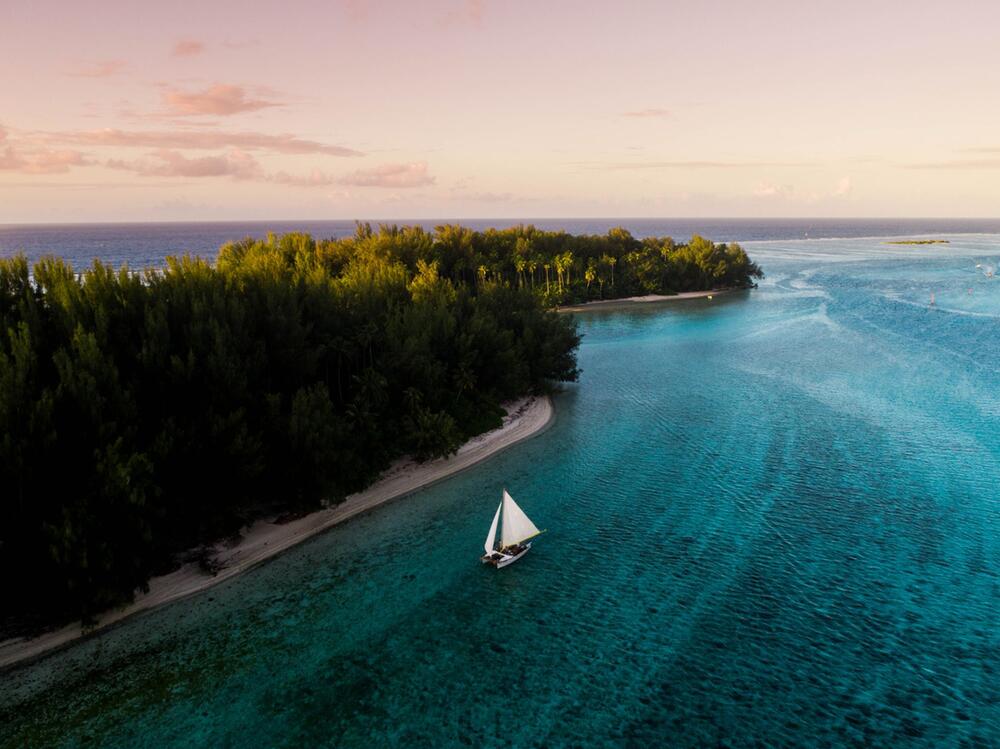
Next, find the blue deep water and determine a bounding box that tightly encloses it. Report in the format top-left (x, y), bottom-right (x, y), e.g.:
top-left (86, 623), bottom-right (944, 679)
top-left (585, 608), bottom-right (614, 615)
top-left (6, 217), bottom-right (1000, 269)
top-left (1, 232), bottom-right (999, 747)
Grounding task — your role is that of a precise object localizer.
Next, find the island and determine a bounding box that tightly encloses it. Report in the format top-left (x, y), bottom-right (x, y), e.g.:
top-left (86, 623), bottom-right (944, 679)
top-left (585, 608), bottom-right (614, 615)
top-left (883, 239), bottom-right (950, 245)
top-left (0, 224), bottom-right (762, 650)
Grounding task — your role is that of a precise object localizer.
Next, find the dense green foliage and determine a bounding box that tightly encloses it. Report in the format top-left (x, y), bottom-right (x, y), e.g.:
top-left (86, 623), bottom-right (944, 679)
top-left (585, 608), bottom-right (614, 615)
top-left (389, 224), bottom-right (763, 304)
top-left (0, 226), bottom-right (582, 629)
top-left (0, 224), bottom-right (760, 629)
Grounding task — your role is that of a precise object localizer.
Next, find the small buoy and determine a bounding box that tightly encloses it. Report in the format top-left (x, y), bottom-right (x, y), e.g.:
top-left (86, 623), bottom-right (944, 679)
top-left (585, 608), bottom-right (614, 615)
top-left (707, 295), bottom-right (713, 300)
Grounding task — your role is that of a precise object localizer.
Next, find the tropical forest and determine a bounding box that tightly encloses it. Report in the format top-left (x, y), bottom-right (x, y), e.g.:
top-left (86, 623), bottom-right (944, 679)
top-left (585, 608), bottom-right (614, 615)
top-left (0, 224), bottom-right (761, 631)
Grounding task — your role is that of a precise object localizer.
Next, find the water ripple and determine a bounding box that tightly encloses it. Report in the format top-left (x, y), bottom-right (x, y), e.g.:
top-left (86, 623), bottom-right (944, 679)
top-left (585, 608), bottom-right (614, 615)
top-left (3, 236), bottom-right (1000, 747)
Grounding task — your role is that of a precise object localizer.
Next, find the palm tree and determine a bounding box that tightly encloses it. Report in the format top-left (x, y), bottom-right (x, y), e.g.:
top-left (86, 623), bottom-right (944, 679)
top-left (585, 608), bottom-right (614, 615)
top-left (562, 251), bottom-right (574, 287)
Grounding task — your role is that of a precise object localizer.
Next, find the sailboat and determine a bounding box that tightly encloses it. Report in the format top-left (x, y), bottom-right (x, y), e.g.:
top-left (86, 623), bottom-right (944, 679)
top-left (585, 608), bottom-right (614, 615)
top-left (481, 489), bottom-right (544, 568)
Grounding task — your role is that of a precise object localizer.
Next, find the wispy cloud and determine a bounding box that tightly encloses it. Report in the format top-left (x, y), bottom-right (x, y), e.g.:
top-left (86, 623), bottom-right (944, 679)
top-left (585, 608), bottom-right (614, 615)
top-left (0, 181), bottom-right (184, 189)
top-left (0, 148), bottom-right (22, 171)
top-left (904, 158), bottom-right (1000, 169)
top-left (621, 108), bottom-right (671, 119)
top-left (43, 128), bottom-right (362, 157)
top-left (580, 159), bottom-right (811, 170)
top-left (162, 84), bottom-right (279, 116)
top-left (107, 149), bottom-right (262, 179)
top-left (172, 40), bottom-right (205, 57)
top-left (270, 170), bottom-right (337, 187)
top-left (66, 60), bottom-right (126, 78)
top-left (339, 162), bottom-right (434, 188)
top-left (0, 146), bottom-right (93, 174)
top-left (103, 150), bottom-right (433, 190)
top-left (752, 176), bottom-right (853, 202)
top-left (753, 181), bottom-right (794, 198)
top-left (13, 118), bottom-right (420, 188)
top-left (903, 145), bottom-right (1000, 168)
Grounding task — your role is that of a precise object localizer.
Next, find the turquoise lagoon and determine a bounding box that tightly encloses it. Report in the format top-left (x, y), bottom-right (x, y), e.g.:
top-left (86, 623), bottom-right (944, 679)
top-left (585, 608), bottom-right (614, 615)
top-left (2, 236), bottom-right (998, 748)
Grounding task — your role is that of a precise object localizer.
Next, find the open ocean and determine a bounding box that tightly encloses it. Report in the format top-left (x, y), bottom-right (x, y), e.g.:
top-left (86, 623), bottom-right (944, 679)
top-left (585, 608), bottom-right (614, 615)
top-left (5, 217), bottom-right (1000, 268)
top-left (1, 222), bottom-right (999, 747)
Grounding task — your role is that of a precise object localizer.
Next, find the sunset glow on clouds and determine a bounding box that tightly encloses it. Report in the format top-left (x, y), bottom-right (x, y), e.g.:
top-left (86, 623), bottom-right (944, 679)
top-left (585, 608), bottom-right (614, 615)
top-left (171, 40), bottom-right (205, 58)
top-left (162, 85), bottom-right (280, 117)
top-left (4, 0), bottom-right (1000, 221)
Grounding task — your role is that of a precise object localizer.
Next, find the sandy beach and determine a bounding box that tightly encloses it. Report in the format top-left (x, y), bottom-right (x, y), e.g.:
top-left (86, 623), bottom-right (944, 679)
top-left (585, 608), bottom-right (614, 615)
top-left (0, 395), bottom-right (554, 671)
top-left (559, 288), bottom-right (736, 312)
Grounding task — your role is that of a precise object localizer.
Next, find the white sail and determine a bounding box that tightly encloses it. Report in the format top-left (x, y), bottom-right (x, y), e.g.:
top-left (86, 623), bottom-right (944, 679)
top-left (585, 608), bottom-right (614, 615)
top-left (500, 490), bottom-right (541, 548)
top-left (484, 501), bottom-right (502, 554)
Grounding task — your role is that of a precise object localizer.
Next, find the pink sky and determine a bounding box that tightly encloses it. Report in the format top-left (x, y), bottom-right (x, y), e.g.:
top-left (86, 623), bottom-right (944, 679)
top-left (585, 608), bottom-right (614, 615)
top-left (3, 0), bottom-right (1000, 222)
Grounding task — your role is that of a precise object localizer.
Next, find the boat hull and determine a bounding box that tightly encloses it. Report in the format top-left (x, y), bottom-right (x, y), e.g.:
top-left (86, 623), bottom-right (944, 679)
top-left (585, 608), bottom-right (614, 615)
top-left (482, 542), bottom-right (532, 568)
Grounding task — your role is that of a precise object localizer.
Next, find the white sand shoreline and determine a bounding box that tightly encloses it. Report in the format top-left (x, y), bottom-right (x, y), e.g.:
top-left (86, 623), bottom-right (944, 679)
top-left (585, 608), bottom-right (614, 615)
top-left (0, 395), bottom-right (554, 672)
top-left (559, 288), bottom-right (737, 312)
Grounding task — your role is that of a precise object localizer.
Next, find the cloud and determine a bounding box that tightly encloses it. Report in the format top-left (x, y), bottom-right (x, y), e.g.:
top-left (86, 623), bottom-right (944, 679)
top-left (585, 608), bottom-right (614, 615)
top-left (162, 84), bottom-right (279, 116)
top-left (0, 180), bottom-right (182, 189)
top-left (0, 126), bottom-right (6, 142)
top-left (583, 159), bottom-right (811, 170)
top-left (108, 149), bottom-right (262, 179)
top-left (0, 147), bottom-right (22, 170)
top-left (753, 181), bottom-right (794, 199)
top-left (752, 176), bottom-right (853, 202)
top-left (272, 162), bottom-right (438, 189)
top-left (0, 146), bottom-right (93, 174)
top-left (66, 60), bottom-right (127, 78)
top-left (17, 121), bottom-right (422, 188)
top-left (904, 147), bottom-right (1000, 169)
top-left (44, 128), bottom-right (362, 157)
top-left (27, 150), bottom-right (92, 174)
top-left (622, 108), bottom-right (671, 119)
top-left (339, 162), bottom-right (434, 188)
top-left (172, 40), bottom-right (205, 57)
top-left (270, 169), bottom-right (337, 187)
top-left (104, 150), bottom-right (429, 190)
top-left (904, 158), bottom-right (1000, 169)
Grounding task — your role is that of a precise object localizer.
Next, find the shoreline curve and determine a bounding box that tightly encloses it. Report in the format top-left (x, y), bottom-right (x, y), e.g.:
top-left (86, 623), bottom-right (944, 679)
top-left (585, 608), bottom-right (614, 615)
top-left (0, 394), bottom-right (554, 672)
top-left (558, 288), bottom-right (737, 313)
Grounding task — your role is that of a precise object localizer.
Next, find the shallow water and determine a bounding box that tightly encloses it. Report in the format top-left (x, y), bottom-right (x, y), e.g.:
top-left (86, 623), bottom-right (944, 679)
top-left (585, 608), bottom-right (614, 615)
top-left (2, 236), bottom-right (999, 748)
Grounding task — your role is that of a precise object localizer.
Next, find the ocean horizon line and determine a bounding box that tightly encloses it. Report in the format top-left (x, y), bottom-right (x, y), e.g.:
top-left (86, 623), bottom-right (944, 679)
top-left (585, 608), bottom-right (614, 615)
top-left (5, 218), bottom-right (1000, 273)
top-left (5, 215), bottom-right (1000, 228)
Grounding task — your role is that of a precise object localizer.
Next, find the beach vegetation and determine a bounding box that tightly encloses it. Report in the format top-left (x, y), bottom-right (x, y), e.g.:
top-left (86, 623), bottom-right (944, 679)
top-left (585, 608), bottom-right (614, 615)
top-left (0, 223), bottom-right (760, 629)
top-left (0, 229), bottom-right (583, 629)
